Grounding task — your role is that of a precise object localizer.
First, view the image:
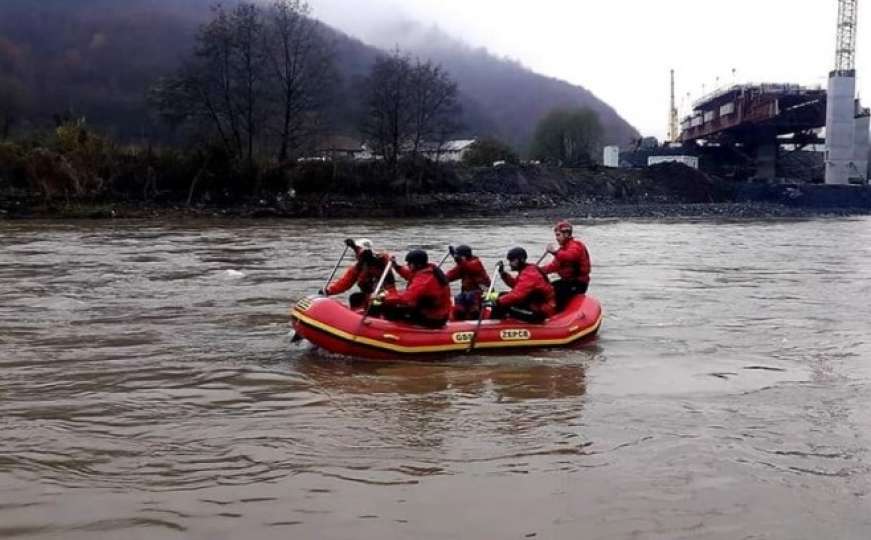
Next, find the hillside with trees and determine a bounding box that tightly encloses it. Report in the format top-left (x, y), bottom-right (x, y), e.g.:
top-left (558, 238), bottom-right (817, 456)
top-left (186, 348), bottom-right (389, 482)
top-left (0, 0), bottom-right (638, 148)
top-left (0, 0), bottom-right (652, 219)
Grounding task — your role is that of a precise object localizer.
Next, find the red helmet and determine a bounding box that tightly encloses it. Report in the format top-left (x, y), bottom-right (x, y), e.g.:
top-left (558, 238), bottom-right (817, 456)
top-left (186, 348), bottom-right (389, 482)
top-left (553, 220), bottom-right (573, 235)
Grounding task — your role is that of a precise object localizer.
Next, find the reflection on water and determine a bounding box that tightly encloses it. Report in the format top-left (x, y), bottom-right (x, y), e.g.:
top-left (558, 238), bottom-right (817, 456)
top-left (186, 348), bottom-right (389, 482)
top-left (293, 354), bottom-right (588, 401)
top-left (1, 217), bottom-right (870, 539)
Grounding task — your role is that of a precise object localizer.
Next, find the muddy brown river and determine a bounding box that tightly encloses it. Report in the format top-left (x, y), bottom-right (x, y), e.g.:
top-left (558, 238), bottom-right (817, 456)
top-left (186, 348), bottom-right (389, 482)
top-left (1, 217), bottom-right (870, 539)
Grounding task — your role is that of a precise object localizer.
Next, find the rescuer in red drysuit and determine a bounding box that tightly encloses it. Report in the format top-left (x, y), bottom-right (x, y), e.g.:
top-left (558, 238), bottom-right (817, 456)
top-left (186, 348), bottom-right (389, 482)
top-left (445, 244), bottom-right (491, 321)
top-left (485, 247), bottom-right (556, 324)
top-left (374, 249), bottom-right (452, 328)
top-left (320, 238), bottom-right (396, 310)
top-left (540, 220), bottom-right (591, 311)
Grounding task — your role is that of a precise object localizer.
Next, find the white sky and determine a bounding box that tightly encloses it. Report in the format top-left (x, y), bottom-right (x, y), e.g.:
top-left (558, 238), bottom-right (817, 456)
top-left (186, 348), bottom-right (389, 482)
top-left (312, 0), bottom-right (869, 140)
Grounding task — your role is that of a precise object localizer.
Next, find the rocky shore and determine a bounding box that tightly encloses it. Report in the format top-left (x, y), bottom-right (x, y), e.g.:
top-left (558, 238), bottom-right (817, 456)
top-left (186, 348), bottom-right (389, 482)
top-left (3, 163), bottom-right (871, 220)
top-left (4, 194), bottom-right (869, 221)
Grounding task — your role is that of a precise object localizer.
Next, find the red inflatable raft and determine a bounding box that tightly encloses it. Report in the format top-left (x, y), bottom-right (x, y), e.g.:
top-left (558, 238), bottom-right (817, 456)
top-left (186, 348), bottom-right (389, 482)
top-left (291, 294), bottom-right (603, 361)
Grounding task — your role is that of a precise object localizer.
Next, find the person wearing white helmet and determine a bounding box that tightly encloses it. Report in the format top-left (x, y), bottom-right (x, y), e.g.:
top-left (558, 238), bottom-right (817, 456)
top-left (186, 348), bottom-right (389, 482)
top-left (320, 238), bottom-right (396, 309)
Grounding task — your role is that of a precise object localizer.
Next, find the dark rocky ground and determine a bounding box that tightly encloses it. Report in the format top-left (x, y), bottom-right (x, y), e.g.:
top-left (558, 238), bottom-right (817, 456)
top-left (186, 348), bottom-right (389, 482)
top-left (3, 163), bottom-right (870, 220)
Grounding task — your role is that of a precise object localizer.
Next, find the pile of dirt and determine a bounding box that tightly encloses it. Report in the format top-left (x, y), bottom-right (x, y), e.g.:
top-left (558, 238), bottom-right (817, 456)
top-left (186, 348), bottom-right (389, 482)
top-left (460, 163), bottom-right (734, 204)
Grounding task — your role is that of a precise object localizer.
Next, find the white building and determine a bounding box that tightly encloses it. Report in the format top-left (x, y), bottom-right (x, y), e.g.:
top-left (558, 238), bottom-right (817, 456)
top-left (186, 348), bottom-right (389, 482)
top-left (647, 155), bottom-right (699, 169)
top-left (421, 139), bottom-right (477, 162)
top-left (603, 145), bottom-right (620, 168)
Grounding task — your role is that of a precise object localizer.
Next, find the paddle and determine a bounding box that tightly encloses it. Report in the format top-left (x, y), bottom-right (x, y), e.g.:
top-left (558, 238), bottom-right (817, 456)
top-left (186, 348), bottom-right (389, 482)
top-left (466, 250), bottom-right (549, 352)
top-left (437, 246), bottom-right (455, 269)
top-left (321, 240), bottom-right (355, 294)
top-left (466, 261), bottom-right (502, 353)
top-left (357, 258), bottom-right (395, 329)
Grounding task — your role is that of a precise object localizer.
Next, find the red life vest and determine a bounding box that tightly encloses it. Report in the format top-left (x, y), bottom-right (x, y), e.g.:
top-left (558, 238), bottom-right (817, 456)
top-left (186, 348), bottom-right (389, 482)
top-left (542, 238), bottom-right (590, 284)
top-left (325, 252), bottom-right (396, 296)
top-left (384, 263), bottom-right (452, 321)
top-left (498, 264), bottom-right (556, 318)
top-left (446, 256), bottom-right (491, 292)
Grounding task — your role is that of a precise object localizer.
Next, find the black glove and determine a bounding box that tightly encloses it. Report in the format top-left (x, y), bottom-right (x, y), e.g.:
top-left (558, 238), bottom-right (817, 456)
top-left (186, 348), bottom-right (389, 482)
top-left (317, 288), bottom-right (327, 296)
top-left (448, 245), bottom-right (456, 257)
top-left (496, 261), bottom-right (505, 273)
top-left (344, 238), bottom-right (356, 248)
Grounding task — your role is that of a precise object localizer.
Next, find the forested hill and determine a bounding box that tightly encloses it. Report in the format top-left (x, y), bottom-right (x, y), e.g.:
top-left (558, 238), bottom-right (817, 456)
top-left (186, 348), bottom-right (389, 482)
top-left (0, 0), bottom-right (639, 149)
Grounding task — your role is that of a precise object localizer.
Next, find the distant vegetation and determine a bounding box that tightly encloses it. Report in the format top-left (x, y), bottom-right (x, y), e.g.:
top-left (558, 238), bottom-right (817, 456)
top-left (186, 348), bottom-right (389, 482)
top-left (462, 138), bottom-right (520, 167)
top-left (0, 0), bottom-right (637, 146)
top-left (0, 0), bottom-right (640, 210)
top-left (150, 1), bottom-right (339, 166)
top-left (530, 108), bottom-right (603, 167)
top-left (360, 50), bottom-right (461, 169)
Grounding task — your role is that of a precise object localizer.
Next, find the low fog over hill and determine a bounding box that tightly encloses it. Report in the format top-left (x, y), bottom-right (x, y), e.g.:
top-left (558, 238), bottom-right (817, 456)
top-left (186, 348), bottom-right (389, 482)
top-left (0, 0), bottom-right (638, 150)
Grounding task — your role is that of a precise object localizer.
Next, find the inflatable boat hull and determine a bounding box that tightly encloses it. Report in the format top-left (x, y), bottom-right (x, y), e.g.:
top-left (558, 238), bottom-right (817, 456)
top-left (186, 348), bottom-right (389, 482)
top-left (291, 294), bottom-right (603, 361)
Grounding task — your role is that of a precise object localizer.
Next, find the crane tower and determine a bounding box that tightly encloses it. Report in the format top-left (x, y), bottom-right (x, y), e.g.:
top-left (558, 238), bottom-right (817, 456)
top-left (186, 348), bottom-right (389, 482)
top-left (835, 0), bottom-right (858, 71)
top-left (668, 70), bottom-right (679, 142)
top-left (826, 0), bottom-right (869, 184)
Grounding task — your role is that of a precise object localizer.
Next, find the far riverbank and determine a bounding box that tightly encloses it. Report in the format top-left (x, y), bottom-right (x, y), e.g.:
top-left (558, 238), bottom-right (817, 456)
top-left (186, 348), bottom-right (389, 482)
top-left (3, 162), bottom-right (871, 221)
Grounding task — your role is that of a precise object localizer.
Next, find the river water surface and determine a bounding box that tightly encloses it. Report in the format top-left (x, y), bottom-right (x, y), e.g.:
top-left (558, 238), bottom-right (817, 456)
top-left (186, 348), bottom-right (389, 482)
top-left (2, 217), bottom-right (870, 539)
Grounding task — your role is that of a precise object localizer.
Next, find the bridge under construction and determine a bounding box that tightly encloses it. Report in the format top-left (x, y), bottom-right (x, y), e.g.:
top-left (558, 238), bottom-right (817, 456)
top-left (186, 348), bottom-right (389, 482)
top-left (678, 84), bottom-right (829, 179)
top-left (673, 0), bottom-right (869, 184)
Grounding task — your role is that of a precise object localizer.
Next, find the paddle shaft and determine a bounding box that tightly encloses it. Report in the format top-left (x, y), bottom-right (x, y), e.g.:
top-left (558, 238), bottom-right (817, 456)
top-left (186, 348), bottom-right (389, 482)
top-left (437, 250), bottom-right (452, 269)
top-left (358, 258), bottom-right (394, 327)
top-left (294, 243), bottom-right (351, 343)
top-left (467, 262), bottom-right (502, 352)
top-left (466, 252), bottom-right (547, 352)
top-left (323, 244), bottom-right (351, 292)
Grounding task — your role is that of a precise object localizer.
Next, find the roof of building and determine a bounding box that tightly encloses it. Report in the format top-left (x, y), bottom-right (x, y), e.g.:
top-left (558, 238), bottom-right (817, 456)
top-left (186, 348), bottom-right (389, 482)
top-left (443, 139), bottom-right (477, 151)
top-left (420, 139), bottom-right (477, 153)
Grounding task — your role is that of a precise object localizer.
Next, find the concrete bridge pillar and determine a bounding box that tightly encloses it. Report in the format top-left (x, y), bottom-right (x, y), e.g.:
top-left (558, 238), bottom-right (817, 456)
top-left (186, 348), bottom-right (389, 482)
top-left (755, 140), bottom-right (778, 180)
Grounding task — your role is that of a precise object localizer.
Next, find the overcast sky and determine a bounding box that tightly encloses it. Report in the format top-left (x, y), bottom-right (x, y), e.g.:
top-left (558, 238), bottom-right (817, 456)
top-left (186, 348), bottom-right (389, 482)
top-left (312, 0), bottom-right (868, 140)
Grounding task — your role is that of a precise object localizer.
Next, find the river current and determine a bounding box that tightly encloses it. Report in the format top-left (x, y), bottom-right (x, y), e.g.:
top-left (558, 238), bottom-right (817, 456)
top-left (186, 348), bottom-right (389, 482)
top-left (1, 217), bottom-right (870, 539)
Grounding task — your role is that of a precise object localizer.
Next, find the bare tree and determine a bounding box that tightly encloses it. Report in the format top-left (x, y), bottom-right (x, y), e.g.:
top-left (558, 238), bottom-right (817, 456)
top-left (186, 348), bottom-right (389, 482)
top-left (231, 4), bottom-right (271, 170)
top-left (408, 59), bottom-right (460, 158)
top-left (150, 5), bottom-right (246, 158)
top-left (151, 1), bottom-right (336, 175)
top-left (264, 0), bottom-right (335, 163)
top-left (361, 50), bottom-right (414, 169)
top-left (361, 50), bottom-right (460, 169)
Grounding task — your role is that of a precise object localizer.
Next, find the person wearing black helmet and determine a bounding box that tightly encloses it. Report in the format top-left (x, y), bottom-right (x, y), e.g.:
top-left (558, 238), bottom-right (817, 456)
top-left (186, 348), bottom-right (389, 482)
top-left (445, 244), bottom-right (491, 320)
top-left (485, 247), bottom-right (556, 323)
top-left (375, 249), bottom-right (452, 328)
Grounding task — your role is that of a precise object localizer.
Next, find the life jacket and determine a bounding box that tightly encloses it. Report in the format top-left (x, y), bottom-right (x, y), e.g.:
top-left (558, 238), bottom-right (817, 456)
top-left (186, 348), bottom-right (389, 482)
top-left (497, 264), bottom-right (556, 318)
top-left (542, 238), bottom-right (590, 284)
top-left (355, 253), bottom-right (396, 294)
top-left (326, 252), bottom-right (396, 296)
top-left (385, 263), bottom-right (452, 321)
top-left (446, 256), bottom-right (491, 292)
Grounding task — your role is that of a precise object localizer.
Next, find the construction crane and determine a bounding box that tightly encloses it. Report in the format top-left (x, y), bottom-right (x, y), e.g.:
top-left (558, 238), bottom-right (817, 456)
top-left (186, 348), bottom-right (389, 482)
top-left (826, 0), bottom-right (868, 184)
top-left (835, 0), bottom-right (858, 72)
top-left (668, 69), bottom-right (679, 142)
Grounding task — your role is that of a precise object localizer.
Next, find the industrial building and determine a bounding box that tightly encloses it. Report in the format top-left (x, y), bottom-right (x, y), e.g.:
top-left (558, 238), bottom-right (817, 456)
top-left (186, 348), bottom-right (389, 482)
top-left (613, 0), bottom-right (870, 185)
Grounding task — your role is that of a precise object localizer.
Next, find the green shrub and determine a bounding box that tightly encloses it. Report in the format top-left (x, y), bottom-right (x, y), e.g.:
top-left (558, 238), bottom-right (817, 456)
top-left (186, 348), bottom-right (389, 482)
top-left (462, 138), bottom-right (519, 167)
